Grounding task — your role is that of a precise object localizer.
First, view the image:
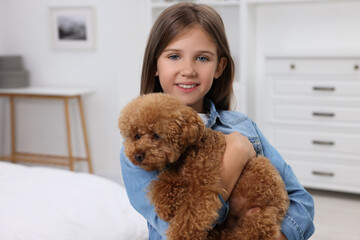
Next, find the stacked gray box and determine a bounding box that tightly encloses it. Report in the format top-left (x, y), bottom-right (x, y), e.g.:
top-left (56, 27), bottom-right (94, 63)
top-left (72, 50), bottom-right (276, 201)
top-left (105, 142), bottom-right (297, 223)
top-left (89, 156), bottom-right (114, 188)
top-left (0, 56), bottom-right (29, 88)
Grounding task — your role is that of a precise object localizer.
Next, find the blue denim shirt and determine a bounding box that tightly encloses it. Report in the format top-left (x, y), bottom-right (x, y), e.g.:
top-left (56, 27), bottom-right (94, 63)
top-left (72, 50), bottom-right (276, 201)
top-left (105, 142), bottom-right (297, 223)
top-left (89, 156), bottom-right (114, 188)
top-left (120, 98), bottom-right (315, 240)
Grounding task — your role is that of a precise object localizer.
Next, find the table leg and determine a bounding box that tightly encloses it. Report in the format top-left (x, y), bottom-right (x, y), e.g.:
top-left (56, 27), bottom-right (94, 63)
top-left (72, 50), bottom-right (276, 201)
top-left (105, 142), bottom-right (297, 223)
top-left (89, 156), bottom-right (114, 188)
top-left (77, 96), bottom-right (93, 173)
top-left (64, 98), bottom-right (74, 171)
top-left (10, 96), bottom-right (16, 163)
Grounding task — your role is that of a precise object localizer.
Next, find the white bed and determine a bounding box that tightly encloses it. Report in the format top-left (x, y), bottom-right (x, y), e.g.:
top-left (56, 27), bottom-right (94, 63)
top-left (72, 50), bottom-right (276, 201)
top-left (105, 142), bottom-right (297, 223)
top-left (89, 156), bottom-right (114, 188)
top-left (0, 161), bottom-right (148, 240)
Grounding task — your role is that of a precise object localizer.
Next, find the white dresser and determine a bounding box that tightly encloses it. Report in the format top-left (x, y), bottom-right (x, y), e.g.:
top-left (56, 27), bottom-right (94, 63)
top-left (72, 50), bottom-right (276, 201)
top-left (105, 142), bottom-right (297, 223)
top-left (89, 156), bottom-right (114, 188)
top-left (258, 56), bottom-right (360, 194)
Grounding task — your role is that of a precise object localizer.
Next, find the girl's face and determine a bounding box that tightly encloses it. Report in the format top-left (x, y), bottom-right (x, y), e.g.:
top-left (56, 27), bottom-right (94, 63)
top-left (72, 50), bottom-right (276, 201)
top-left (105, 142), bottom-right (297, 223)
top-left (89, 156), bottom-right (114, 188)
top-left (156, 26), bottom-right (227, 113)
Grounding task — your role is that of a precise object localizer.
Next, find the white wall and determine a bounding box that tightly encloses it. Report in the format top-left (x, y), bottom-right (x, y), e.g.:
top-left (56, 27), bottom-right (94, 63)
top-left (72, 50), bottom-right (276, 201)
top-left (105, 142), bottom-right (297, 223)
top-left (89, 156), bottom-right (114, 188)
top-left (2, 0), bottom-right (360, 181)
top-left (0, 2), bottom-right (4, 52)
top-left (248, 0), bottom-right (360, 120)
top-left (0, 0), bottom-right (149, 181)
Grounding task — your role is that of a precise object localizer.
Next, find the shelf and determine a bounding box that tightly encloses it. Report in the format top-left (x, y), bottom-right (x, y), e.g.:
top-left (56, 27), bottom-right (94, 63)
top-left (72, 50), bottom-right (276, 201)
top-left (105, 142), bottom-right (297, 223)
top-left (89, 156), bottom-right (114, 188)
top-left (0, 87), bottom-right (95, 97)
top-left (151, 0), bottom-right (343, 8)
top-left (246, 0), bottom-right (342, 4)
top-left (0, 152), bottom-right (88, 167)
top-left (151, 0), bottom-right (241, 8)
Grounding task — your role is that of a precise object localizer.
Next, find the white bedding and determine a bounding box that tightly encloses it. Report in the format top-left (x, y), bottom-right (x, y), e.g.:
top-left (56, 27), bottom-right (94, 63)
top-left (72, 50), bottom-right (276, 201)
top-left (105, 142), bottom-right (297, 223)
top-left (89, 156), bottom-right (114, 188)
top-left (0, 162), bottom-right (148, 240)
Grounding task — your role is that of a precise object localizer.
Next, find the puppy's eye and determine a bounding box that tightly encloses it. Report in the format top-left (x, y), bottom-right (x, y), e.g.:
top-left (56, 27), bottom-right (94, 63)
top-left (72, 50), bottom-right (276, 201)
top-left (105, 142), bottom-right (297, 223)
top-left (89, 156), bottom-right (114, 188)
top-left (153, 133), bottom-right (161, 140)
top-left (135, 134), bottom-right (141, 140)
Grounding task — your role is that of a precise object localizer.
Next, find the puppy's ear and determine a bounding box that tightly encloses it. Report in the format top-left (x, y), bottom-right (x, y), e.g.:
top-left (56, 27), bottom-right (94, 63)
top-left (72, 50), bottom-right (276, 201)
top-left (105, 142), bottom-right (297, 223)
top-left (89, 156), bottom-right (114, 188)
top-left (177, 107), bottom-right (205, 146)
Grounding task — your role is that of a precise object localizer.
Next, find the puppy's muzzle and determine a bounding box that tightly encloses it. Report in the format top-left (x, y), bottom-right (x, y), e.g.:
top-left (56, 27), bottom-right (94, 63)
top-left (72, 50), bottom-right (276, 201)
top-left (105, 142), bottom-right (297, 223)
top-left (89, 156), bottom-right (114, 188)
top-left (134, 153), bottom-right (145, 163)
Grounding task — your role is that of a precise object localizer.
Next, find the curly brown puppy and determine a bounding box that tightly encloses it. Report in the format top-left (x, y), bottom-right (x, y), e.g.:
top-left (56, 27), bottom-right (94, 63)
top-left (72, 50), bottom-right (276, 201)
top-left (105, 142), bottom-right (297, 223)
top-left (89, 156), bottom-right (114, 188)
top-left (118, 93), bottom-right (289, 240)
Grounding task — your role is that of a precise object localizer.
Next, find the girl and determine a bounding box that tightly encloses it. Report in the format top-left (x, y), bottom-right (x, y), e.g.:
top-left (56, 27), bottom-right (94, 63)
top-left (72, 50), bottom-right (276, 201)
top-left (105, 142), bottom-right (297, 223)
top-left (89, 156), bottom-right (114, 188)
top-left (120, 2), bottom-right (315, 240)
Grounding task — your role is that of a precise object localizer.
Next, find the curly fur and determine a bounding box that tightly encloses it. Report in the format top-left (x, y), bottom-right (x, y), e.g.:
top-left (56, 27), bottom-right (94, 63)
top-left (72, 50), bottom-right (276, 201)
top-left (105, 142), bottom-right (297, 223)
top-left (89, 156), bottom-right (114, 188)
top-left (119, 93), bottom-right (289, 240)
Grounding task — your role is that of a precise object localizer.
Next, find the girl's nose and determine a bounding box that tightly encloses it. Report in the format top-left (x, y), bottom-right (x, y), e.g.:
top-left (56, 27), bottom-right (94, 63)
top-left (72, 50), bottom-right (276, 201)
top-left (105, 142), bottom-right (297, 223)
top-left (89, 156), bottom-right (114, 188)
top-left (180, 60), bottom-right (196, 77)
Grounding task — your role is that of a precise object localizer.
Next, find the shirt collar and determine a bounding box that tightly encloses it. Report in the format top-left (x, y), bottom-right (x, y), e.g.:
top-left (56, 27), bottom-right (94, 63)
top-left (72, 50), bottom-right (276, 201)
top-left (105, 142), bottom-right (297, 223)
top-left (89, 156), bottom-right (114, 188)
top-left (203, 98), bottom-right (231, 129)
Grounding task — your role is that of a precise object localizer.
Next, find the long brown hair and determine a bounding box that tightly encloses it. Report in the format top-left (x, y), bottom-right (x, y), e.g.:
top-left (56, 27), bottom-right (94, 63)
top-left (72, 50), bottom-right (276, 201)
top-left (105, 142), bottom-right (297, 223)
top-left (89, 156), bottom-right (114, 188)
top-left (140, 2), bottom-right (235, 110)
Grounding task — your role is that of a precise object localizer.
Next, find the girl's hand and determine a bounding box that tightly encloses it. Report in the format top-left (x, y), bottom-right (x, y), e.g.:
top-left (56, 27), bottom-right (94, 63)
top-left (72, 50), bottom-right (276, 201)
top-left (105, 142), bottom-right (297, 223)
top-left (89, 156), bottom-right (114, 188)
top-left (220, 132), bottom-right (256, 201)
top-left (273, 232), bottom-right (288, 240)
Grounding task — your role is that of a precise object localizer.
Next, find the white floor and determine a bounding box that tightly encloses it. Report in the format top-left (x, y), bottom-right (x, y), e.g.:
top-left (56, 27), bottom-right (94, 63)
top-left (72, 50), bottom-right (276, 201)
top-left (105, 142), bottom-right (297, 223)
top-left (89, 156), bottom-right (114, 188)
top-left (308, 189), bottom-right (360, 240)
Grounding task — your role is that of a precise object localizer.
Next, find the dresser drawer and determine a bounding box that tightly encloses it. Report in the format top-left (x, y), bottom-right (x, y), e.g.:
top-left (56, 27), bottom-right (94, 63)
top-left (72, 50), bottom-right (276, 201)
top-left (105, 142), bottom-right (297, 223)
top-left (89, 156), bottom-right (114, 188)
top-left (266, 58), bottom-right (360, 75)
top-left (274, 129), bottom-right (360, 155)
top-left (274, 105), bottom-right (360, 123)
top-left (288, 161), bottom-right (360, 189)
top-left (273, 80), bottom-right (360, 97)
top-left (280, 150), bottom-right (360, 166)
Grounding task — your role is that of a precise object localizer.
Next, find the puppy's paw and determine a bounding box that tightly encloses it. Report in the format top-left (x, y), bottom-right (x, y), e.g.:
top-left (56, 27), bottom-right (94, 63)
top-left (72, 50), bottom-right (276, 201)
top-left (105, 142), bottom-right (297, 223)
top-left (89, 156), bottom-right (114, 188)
top-left (156, 205), bottom-right (176, 221)
top-left (149, 180), bottom-right (184, 221)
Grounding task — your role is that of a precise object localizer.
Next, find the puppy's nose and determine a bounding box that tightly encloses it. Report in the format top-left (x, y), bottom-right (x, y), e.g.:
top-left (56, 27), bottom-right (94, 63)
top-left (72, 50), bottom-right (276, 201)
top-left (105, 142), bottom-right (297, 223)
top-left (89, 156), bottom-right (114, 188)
top-left (134, 153), bottom-right (145, 163)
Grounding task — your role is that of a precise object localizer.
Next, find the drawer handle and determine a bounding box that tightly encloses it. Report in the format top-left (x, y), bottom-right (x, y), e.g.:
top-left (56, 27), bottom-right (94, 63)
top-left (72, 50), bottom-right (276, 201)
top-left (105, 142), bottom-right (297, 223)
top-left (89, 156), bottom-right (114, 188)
top-left (312, 140), bottom-right (335, 146)
top-left (290, 64), bottom-right (296, 70)
top-left (312, 170), bottom-right (335, 177)
top-left (313, 86), bottom-right (335, 92)
top-left (355, 64), bottom-right (359, 71)
top-left (312, 112), bottom-right (335, 117)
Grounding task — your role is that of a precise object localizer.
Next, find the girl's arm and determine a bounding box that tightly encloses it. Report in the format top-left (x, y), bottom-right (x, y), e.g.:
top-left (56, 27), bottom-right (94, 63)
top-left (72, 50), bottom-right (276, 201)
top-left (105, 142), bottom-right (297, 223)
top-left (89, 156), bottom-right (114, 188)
top-left (253, 122), bottom-right (315, 240)
top-left (120, 148), bottom-right (169, 237)
top-left (220, 132), bottom-right (256, 201)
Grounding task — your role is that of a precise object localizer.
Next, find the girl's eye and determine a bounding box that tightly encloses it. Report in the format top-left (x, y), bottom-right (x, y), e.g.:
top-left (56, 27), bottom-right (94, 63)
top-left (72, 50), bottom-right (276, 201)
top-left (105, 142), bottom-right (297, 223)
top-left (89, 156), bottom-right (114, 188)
top-left (135, 134), bottom-right (141, 140)
top-left (153, 133), bottom-right (161, 140)
top-left (169, 55), bottom-right (180, 60)
top-left (197, 56), bottom-right (209, 62)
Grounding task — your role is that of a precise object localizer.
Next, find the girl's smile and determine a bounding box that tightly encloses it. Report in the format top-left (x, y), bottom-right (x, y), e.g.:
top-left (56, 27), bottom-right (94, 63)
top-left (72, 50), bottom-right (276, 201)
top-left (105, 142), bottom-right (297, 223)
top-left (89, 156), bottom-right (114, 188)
top-left (156, 26), bottom-right (226, 113)
top-left (176, 83), bottom-right (199, 92)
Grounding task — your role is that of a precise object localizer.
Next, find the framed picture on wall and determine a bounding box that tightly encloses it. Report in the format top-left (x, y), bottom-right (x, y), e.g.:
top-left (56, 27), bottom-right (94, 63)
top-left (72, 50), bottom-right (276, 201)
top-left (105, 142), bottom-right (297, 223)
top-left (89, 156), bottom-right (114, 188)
top-left (50, 7), bottom-right (96, 50)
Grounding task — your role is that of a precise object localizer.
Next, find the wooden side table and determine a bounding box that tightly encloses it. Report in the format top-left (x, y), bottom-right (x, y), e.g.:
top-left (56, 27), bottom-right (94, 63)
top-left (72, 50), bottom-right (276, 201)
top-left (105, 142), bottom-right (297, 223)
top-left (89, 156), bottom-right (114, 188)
top-left (0, 87), bottom-right (94, 173)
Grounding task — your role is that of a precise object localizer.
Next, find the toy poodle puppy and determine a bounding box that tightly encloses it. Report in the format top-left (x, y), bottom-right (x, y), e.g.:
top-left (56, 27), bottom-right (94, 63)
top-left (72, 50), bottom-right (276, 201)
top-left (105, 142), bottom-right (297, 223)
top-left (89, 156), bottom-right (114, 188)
top-left (118, 93), bottom-right (289, 240)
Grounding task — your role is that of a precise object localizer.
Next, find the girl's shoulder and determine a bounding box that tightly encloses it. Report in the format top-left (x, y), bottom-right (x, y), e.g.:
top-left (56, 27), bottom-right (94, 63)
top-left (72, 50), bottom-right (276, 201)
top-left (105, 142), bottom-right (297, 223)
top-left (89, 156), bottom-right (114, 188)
top-left (214, 110), bottom-right (264, 155)
top-left (217, 110), bottom-right (250, 125)
top-left (215, 110), bottom-right (258, 138)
